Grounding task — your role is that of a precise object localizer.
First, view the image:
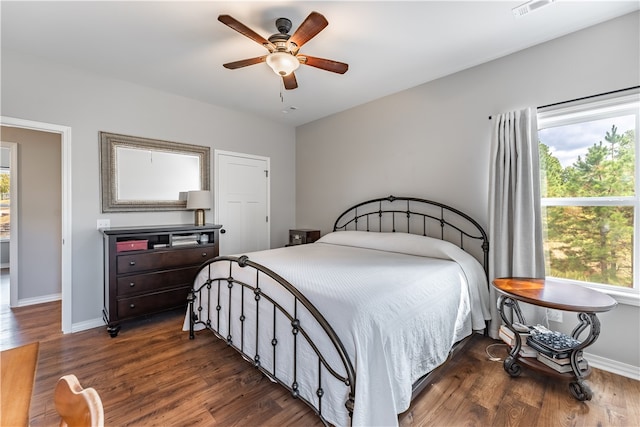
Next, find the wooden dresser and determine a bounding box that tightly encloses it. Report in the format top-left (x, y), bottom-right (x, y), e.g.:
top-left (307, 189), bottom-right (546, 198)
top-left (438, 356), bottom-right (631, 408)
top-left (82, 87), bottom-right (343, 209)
top-left (102, 224), bottom-right (221, 337)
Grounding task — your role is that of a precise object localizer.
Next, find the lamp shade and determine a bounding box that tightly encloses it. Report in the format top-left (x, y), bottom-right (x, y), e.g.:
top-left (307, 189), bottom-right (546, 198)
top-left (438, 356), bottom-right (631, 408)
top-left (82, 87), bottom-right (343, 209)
top-left (266, 51), bottom-right (300, 76)
top-left (186, 190), bottom-right (211, 210)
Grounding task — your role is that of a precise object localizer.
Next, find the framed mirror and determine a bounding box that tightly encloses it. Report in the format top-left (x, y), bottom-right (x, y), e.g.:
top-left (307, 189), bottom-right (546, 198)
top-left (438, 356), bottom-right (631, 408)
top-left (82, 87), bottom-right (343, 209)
top-left (100, 132), bottom-right (210, 212)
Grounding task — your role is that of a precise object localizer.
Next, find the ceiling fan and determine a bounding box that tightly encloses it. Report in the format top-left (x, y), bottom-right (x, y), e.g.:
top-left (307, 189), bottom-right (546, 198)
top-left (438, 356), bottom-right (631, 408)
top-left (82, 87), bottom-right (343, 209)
top-left (218, 11), bottom-right (349, 90)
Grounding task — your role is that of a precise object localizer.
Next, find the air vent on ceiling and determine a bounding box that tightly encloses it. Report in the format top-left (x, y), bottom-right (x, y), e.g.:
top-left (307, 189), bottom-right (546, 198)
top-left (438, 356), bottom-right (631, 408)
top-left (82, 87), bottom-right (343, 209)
top-left (513, 0), bottom-right (555, 18)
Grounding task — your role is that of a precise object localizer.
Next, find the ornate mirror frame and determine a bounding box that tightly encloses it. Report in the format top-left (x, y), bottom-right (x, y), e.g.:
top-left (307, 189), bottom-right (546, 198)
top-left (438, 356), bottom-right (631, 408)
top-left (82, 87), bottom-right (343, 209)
top-left (100, 132), bottom-right (210, 212)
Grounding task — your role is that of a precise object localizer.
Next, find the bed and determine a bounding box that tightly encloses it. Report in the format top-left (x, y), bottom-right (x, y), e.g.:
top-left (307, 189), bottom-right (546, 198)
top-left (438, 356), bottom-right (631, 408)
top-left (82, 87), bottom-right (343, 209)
top-left (185, 195), bottom-right (491, 426)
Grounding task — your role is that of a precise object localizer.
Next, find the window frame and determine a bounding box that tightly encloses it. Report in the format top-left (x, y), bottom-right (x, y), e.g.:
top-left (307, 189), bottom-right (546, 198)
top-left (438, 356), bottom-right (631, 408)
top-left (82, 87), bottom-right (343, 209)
top-left (537, 90), bottom-right (640, 306)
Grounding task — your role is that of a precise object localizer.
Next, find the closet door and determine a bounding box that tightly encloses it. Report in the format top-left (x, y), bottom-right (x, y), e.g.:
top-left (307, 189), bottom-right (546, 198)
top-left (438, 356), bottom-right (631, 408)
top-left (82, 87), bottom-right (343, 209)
top-left (215, 150), bottom-right (270, 255)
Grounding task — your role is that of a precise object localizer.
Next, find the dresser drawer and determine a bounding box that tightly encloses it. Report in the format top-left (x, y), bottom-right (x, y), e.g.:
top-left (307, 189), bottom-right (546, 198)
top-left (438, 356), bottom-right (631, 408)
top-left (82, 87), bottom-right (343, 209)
top-left (116, 266), bottom-right (201, 297)
top-left (117, 286), bottom-right (191, 319)
top-left (117, 246), bottom-right (216, 274)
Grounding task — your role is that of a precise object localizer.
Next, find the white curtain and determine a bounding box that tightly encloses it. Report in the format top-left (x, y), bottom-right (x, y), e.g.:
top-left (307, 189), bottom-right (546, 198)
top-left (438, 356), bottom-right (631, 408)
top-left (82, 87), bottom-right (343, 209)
top-left (488, 107), bottom-right (546, 339)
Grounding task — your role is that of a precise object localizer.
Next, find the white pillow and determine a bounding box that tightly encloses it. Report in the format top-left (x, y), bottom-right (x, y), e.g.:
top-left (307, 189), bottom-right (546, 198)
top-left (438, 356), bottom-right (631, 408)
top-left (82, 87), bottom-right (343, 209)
top-left (317, 230), bottom-right (464, 260)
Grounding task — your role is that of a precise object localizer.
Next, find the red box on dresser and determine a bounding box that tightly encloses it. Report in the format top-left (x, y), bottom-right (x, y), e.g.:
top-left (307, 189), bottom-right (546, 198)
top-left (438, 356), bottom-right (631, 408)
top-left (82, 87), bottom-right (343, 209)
top-left (115, 240), bottom-right (148, 252)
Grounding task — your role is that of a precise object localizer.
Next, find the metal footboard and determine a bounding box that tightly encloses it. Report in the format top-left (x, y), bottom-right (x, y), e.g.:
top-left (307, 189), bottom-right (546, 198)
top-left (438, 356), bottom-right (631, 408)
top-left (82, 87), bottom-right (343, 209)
top-left (188, 255), bottom-right (356, 426)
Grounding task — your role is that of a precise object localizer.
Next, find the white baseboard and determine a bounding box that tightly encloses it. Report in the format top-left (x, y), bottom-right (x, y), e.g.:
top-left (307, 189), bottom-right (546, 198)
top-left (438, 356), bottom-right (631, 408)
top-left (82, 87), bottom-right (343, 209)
top-left (70, 317), bottom-right (104, 333)
top-left (585, 351), bottom-right (640, 381)
top-left (17, 293), bottom-right (61, 307)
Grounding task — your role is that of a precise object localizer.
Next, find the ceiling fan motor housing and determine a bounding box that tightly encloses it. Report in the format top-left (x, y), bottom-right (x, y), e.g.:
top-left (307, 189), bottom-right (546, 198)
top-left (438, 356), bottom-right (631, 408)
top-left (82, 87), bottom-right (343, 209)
top-left (270, 18), bottom-right (299, 53)
top-left (275, 17), bottom-right (292, 34)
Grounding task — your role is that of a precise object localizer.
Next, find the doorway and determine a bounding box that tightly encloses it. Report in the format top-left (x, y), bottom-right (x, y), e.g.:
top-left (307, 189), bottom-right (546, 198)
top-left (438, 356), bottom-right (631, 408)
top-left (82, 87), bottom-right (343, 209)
top-left (0, 117), bottom-right (72, 333)
top-left (0, 142), bottom-right (16, 306)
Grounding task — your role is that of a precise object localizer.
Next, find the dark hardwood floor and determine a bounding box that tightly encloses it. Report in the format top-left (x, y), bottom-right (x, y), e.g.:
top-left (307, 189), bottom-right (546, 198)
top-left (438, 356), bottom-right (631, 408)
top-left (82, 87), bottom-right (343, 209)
top-left (2, 270), bottom-right (639, 426)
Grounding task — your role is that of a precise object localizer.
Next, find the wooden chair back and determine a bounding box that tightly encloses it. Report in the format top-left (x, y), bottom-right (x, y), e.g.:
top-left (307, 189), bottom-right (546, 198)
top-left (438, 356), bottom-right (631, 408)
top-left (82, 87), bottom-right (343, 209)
top-left (54, 375), bottom-right (104, 427)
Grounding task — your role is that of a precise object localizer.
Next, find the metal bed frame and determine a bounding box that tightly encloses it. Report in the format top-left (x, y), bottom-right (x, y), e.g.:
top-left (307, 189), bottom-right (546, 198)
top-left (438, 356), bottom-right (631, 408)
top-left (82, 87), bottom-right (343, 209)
top-left (188, 195), bottom-right (489, 425)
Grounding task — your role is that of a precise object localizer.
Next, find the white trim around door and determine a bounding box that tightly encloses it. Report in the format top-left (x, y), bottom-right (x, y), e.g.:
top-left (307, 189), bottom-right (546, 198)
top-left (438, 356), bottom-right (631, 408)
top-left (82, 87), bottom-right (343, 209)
top-left (0, 116), bottom-right (72, 333)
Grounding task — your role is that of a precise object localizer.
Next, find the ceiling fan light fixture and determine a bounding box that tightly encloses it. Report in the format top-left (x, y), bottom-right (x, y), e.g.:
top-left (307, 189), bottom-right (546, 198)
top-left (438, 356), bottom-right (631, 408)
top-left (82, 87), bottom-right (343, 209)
top-left (266, 51), bottom-right (300, 76)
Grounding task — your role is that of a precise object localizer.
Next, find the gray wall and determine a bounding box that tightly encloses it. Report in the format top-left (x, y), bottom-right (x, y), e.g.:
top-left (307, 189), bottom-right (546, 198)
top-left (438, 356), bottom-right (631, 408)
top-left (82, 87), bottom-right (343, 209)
top-left (0, 127), bottom-right (62, 300)
top-left (1, 50), bottom-right (296, 325)
top-left (296, 13), bottom-right (640, 370)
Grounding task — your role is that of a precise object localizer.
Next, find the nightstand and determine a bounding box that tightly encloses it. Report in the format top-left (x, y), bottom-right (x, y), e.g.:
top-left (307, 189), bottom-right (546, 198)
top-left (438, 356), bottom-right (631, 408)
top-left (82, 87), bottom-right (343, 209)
top-left (492, 277), bottom-right (617, 401)
top-left (289, 229), bottom-right (320, 245)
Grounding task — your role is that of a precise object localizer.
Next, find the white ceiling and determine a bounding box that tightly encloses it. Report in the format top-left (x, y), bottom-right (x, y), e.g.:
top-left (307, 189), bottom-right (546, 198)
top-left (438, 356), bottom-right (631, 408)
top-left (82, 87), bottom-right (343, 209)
top-left (2, 1), bottom-right (638, 127)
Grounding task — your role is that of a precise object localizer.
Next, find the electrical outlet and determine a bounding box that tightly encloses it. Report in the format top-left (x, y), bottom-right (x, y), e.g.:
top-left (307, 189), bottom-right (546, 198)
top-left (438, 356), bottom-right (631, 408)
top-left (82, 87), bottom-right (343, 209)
top-left (547, 308), bottom-right (563, 323)
top-left (97, 219), bottom-right (110, 229)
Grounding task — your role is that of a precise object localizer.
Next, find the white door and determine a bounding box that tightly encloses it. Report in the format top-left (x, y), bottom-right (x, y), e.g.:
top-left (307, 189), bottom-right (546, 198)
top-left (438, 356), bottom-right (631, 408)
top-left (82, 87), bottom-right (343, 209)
top-left (215, 150), bottom-right (270, 255)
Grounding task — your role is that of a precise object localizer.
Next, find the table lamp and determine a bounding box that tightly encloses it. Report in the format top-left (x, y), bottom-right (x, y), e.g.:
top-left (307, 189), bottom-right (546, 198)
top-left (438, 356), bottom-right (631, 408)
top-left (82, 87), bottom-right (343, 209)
top-left (186, 190), bottom-right (211, 226)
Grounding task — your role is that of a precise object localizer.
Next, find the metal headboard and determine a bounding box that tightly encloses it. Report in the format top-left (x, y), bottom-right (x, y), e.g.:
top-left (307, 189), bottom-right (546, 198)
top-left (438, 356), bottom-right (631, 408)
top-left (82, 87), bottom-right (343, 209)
top-left (333, 195), bottom-right (489, 278)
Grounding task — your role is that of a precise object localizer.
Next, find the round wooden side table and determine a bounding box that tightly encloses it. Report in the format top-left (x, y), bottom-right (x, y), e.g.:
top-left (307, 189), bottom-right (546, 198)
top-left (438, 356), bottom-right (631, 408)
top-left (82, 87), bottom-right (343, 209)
top-left (492, 277), bottom-right (617, 401)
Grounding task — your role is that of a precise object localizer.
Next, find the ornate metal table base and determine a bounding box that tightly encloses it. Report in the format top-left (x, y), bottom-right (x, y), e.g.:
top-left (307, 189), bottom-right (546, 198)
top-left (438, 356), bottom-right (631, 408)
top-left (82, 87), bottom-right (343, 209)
top-left (497, 295), bottom-right (601, 402)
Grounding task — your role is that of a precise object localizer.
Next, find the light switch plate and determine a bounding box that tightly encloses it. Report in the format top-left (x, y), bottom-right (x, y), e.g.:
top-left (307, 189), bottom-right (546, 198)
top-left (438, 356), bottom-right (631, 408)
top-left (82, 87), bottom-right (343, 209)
top-left (97, 219), bottom-right (110, 229)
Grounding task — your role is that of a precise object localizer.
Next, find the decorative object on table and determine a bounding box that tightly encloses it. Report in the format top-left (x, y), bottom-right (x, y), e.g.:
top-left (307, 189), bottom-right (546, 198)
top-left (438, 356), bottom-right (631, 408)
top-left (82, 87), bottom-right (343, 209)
top-left (171, 234), bottom-right (200, 247)
top-left (187, 190), bottom-right (211, 226)
top-left (526, 329), bottom-right (581, 359)
top-left (115, 239), bottom-right (148, 252)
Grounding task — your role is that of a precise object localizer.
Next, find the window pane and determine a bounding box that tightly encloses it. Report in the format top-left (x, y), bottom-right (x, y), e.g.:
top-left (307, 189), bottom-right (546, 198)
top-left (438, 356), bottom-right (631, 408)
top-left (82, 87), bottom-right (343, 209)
top-left (541, 205), bottom-right (634, 288)
top-left (539, 115), bottom-right (635, 198)
top-left (0, 169), bottom-right (9, 240)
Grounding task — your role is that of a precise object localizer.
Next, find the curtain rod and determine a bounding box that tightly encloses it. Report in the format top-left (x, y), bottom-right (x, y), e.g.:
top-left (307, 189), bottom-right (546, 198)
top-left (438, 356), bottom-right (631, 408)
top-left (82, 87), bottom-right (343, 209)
top-left (488, 85), bottom-right (640, 120)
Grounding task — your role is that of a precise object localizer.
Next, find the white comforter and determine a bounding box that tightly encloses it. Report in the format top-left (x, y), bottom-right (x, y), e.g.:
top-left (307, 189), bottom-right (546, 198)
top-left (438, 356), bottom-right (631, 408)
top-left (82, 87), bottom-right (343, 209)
top-left (185, 231), bottom-right (491, 426)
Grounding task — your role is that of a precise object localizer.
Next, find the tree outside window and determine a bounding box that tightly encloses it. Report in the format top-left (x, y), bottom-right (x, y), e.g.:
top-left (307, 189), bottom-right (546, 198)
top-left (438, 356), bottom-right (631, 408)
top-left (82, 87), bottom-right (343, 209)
top-left (538, 93), bottom-right (638, 291)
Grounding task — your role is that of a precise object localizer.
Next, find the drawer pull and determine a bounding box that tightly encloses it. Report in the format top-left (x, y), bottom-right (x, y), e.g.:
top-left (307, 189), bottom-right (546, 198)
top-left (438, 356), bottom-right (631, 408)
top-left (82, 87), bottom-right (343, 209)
top-left (129, 303), bottom-right (136, 309)
top-left (129, 282), bottom-right (135, 287)
top-left (129, 261), bottom-right (136, 266)
top-left (201, 252), bottom-right (207, 257)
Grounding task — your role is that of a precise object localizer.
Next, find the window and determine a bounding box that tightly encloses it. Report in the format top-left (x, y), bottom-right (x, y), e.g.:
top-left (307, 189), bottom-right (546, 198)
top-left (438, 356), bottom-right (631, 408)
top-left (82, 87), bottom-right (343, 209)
top-left (0, 167), bottom-right (8, 240)
top-left (538, 90), bottom-right (639, 296)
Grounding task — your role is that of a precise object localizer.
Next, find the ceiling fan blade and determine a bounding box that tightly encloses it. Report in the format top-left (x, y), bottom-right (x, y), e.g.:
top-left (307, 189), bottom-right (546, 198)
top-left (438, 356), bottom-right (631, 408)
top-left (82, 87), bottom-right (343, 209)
top-left (218, 15), bottom-right (275, 51)
top-left (299, 55), bottom-right (348, 74)
top-left (289, 12), bottom-right (328, 50)
top-left (223, 56), bottom-right (267, 69)
top-left (282, 73), bottom-right (298, 90)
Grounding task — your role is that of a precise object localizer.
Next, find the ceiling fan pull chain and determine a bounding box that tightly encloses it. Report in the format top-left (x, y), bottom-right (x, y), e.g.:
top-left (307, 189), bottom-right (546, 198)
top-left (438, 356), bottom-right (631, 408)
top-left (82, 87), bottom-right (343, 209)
top-left (279, 78), bottom-right (286, 103)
